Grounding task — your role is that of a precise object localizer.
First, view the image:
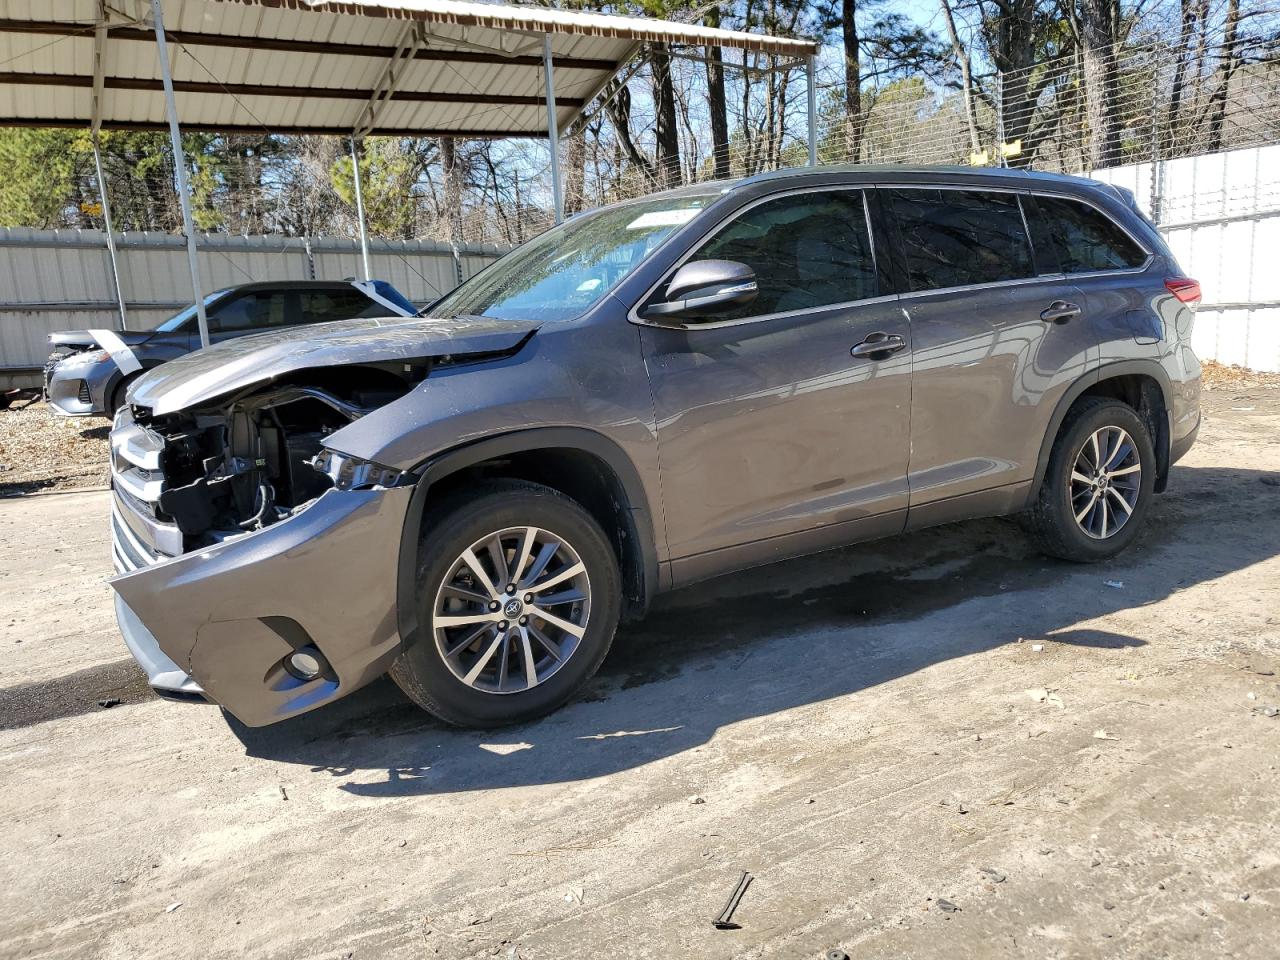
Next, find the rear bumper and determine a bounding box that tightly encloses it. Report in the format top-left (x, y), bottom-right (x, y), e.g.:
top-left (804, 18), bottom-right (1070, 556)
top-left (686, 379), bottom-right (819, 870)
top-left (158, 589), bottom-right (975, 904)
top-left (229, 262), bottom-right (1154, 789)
top-left (1171, 411), bottom-right (1199, 466)
top-left (110, 484), bottom-right (415, 726)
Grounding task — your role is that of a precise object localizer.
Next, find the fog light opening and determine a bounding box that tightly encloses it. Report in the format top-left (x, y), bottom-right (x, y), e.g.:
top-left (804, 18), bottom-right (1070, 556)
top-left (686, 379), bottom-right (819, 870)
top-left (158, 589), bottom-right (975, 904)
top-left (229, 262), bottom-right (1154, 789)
top-left (284, 646), bottom-right (330, 682)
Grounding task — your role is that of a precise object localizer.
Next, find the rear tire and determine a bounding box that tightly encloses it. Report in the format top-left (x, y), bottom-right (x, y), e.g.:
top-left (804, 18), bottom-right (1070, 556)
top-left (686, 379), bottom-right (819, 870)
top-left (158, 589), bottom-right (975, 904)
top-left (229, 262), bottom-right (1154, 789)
top-left (391, 479), bottom-right (621, 727)
top-left (1026, 397), bottom-right (1156, 562)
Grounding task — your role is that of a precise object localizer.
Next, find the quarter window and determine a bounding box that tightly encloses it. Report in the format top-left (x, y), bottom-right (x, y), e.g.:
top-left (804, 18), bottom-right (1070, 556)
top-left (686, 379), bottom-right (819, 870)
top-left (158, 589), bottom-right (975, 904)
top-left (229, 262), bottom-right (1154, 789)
top-left (887, 189), bottom-right (1035, 291)
top-left (1031, 195), bottom-right (1148, 273)
top-left (685, 190), bottom-right (877, 321)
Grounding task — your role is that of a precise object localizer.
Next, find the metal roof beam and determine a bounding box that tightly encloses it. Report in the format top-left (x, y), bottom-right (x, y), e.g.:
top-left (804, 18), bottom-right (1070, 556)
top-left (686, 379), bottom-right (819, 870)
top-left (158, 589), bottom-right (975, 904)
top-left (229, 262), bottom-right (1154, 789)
top-left (354, 22), bottom-right (427, 140)
top-left (0, 117), bottom-right (548, 138)
top-left (0, 19), bottom-right (619, 71)
top-left (0, 72), bottom-right (583, 108)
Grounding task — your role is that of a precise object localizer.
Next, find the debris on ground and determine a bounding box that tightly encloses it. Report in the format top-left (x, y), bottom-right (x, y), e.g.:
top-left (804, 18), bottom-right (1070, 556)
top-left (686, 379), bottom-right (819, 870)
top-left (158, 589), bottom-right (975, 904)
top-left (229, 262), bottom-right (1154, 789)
top-left (688, 795), bottom-right (705, 804)
top-left (96, 698), bottom-right (121, 709)
top-left (1031, 643), bottom-right (1045, 652)
top-left (979, 867), bottom-right (1006, 883)
top-left (1093, 729), bottom-right (1120, 741)
top-left (563, 887), bottom-right (584, 905)
top-left (164, 902), bottom-right (182, 913)
top-left (826, 950), bottom-right (851, 960)
top-left (1254, 706), bottom-right (1279, 718)
top-left (935, 898), bottom-right (960, 914)
top-left (711, 871), bottom-right (752, 930)
top-left (279, 786), bottom-right (289, 801)
top-left (1104, 580), bottom-right (1124, 589)
top-left (0, 402), bottom-right (110, 494)
top-left (1200, 360), bottom-right (1280, 390)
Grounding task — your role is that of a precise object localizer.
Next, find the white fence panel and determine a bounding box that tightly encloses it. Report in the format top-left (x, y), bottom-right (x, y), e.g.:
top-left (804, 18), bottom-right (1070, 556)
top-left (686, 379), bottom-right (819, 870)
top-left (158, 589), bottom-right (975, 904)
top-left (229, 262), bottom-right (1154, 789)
top-left (0, 230), bottom-right (508, 378)
top-left (1093, 144), bottom-right (1280, 372)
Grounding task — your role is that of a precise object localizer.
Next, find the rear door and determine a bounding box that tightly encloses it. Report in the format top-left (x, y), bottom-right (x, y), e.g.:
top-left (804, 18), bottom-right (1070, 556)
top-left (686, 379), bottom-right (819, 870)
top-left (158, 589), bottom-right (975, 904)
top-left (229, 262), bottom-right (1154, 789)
top-left (206, 289), bottom-right (292, 344)
top-left (883, 186), bottom-right (1095, 514)
top-left (1022, 192), bottom-right (1158, 362)
top-left (638, 187), bottom-right (911, 581)
top-left (296, 287), bottom-right (388, 326)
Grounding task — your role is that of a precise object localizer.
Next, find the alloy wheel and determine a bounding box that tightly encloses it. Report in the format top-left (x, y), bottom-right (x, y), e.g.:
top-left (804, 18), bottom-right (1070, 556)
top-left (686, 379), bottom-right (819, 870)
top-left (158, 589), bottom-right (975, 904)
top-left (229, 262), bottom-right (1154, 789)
top-left (432, 526), bottom-right (592, 694)
top-left (1070, 425), bottom-right (1142, 540)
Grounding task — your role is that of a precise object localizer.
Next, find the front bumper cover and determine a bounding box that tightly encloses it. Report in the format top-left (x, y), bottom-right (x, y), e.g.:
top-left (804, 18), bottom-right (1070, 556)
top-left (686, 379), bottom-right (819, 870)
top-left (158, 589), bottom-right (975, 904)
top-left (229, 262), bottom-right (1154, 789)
top-left (110, 484), bottom-right (415, 726)
top-left (46, 357), bottom-right (114, 416)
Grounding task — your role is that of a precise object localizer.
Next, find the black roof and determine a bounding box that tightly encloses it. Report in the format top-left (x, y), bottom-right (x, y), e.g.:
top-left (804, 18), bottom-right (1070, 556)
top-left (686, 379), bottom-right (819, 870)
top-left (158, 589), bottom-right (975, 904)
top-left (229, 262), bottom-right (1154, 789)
top-left (214, 280), bottom-right (366, 294)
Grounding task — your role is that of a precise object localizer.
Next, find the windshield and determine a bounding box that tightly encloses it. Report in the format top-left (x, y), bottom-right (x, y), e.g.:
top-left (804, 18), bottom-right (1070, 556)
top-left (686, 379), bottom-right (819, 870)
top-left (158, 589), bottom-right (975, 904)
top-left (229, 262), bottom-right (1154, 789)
top-left (428, 193), bottom-right (717, 322)
top-left (155, 289), bottom-right (233, 332)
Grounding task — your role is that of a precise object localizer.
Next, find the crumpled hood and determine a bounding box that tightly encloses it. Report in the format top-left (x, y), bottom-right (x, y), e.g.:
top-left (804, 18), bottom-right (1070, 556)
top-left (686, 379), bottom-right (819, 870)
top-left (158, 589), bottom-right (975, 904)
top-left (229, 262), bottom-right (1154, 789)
top-left (49, 329), bottom-right (153, 350)
top-left (129, 315), bottom-right (539, 415)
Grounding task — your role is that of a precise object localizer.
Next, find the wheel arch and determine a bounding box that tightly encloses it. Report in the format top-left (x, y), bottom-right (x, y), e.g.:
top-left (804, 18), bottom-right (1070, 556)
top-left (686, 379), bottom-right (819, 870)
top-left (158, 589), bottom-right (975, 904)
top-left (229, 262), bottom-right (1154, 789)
top-left (1031, 361), bottom-right (1174, 501)
top-left (396, 427), bottom-right (659, 651)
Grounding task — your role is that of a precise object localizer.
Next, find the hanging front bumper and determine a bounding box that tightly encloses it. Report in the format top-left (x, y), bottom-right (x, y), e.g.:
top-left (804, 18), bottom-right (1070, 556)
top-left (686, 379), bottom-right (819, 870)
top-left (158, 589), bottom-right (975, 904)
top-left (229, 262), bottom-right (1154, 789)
top-left (110, 484), bottom-right (415, 727)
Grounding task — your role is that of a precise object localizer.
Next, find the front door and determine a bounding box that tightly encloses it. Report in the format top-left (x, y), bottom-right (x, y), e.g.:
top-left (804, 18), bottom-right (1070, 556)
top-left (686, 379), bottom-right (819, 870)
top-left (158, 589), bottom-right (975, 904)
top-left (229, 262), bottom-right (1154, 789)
top-left (638, 187), bottom-right (912, 583)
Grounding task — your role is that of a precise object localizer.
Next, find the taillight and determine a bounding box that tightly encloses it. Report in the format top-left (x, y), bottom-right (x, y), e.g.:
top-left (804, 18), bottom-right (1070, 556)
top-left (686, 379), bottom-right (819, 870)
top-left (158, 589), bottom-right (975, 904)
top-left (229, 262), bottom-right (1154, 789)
top-left (1165, 277), bottom-right (1201, 305)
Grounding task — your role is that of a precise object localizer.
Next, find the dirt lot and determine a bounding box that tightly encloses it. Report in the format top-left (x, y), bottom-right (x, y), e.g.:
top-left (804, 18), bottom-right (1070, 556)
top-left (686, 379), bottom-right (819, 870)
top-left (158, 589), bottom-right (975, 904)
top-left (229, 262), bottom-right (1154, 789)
top-left (2, 384), bottom-right (1279, 960)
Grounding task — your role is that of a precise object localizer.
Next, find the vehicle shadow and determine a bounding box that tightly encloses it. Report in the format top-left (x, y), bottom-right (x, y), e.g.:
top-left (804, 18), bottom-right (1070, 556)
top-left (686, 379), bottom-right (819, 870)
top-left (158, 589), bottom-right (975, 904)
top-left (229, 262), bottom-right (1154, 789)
top-left (230, 464), bottom-right (1280, 796)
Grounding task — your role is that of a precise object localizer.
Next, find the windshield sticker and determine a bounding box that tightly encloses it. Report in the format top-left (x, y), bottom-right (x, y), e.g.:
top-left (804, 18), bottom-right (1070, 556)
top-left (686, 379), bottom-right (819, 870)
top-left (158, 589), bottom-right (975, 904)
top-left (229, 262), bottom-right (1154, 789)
top-left (626, 208), bottom-right (700, 230)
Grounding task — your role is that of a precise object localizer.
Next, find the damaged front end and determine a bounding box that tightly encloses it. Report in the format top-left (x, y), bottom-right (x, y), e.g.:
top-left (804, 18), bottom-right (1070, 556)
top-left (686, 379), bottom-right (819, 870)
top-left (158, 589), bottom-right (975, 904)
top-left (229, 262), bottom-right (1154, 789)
top-left (107, 315), bottom-right (538, 725)
top-left (110, 368), bottom-right (421, 725)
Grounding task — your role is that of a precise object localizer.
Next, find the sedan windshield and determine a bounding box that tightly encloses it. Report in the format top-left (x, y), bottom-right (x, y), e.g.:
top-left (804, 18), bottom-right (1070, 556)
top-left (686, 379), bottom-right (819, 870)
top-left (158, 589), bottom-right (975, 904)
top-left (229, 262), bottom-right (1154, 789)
top-left (428, 193), bottom-right (717, 322)
top-left (155, 289), bottom-right (233, 332)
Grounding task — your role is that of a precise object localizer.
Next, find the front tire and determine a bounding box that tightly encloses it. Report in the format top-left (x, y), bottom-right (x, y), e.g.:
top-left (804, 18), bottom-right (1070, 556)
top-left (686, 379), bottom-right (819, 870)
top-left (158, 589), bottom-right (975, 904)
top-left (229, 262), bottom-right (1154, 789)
top-left (391, 479), bottom-right (621, 727)
top-left (1026, 397), bottom-right (1156, 562)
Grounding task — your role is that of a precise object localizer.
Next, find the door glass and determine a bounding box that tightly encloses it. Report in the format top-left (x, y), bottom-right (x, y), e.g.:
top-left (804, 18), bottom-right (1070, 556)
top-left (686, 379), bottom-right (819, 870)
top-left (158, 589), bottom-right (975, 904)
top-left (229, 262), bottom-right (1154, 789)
top-left (207, 292), bottom-right (287, 333)
top-left (887, 189), bottom-right (1035, 291)
top-left (1030, 195), bottom-right (1149, 273)
top-left (685, 190), bottom-right (877, 321)
top-left (300, 289), bottom-right (379, 323)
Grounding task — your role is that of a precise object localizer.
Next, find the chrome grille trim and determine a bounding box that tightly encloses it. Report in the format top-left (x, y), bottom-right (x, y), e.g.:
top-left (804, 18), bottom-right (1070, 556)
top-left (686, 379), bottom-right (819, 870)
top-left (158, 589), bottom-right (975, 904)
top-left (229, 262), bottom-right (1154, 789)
top-left (110, 419), bottom-right (164, 470)
top-left (110, 406), bottom-right (184, 562)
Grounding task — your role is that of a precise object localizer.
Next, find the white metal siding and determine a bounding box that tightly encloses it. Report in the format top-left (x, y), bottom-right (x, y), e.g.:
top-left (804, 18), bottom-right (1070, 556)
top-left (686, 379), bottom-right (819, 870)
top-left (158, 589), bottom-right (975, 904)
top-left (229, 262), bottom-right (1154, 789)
top-left (1092, 143), bottom-right (1280, 372)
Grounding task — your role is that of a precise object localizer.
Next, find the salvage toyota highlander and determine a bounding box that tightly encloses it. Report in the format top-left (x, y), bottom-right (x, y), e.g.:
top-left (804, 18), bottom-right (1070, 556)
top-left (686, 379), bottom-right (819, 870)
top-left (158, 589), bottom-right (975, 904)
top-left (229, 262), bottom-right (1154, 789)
top-left (109, 165), bottom-right (1202, 728)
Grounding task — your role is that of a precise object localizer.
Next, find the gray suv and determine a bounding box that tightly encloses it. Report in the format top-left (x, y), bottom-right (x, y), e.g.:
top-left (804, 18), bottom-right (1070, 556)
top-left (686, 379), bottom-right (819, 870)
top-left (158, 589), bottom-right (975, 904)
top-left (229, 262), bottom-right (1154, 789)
top-left (108, 165), bottom-right (1201, 728)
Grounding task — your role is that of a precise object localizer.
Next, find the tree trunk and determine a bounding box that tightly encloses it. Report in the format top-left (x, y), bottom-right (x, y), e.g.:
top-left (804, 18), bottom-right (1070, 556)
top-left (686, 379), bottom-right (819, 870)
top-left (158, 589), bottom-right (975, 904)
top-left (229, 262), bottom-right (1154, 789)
top-left (1165, 0), bottom-right (1198, 156)
top-left (439, 136), bottom-right (464, 282)
top-left (1080, 0), bottom-right (1123, 169)
top-left (563, 125), bottom-right (587, 216)
top-left (650, 42), bottom-right (681, 189)
top-left (842, 0), bottom-right (863, 161)
top-left (605, 80), bottom-right (657, 188)
top-left (940, 0), bottom-right (980, 154)
top-left (705, 7), bottom-right (731, 180)
top-left (1205, 0), bottom-right (1241, 151)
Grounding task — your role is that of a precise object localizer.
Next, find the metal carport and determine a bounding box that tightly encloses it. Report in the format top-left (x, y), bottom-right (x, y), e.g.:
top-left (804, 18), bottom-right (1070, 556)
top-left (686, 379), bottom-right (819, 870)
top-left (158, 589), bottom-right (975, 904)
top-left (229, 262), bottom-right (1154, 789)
top-left (0, 0), bottom-right (818, 347)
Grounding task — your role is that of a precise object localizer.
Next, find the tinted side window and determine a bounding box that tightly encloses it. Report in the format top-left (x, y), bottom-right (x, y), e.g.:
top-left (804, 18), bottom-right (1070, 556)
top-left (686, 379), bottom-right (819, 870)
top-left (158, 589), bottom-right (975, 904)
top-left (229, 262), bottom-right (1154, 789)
top-left (300, 289), bottom-right (379, 323)
top-left (1032, 195), bottom-right (1149, 273)
top-left (208, 292), bottom-right (287, 333)
top-left (687, 190), bottom-right (876, 321)
top-left (887, 189), bottom-right (1035, 291)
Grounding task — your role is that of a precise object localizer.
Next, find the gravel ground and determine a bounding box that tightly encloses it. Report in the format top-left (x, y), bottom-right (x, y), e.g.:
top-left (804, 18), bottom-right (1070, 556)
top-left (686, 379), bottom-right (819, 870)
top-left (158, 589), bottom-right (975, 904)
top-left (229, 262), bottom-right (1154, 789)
top-left (0, 387), bottom-right (1278, 959)
top-left (0, 403), bottom-right (110, 496)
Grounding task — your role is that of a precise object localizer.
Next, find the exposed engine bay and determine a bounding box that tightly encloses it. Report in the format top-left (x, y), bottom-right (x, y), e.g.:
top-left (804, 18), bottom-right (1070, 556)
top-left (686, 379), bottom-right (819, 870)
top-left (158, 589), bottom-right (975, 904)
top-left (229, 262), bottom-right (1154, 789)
top-left (135, 361), bottom-right (427, 546)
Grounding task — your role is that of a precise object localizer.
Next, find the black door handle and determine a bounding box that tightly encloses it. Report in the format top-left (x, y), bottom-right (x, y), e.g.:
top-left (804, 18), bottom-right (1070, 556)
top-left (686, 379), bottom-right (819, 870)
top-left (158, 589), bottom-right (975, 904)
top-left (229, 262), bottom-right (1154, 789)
top-left (850, 332), bottom-right (907, 359)
top-left (1040, 300), bottom-right (1081, 324)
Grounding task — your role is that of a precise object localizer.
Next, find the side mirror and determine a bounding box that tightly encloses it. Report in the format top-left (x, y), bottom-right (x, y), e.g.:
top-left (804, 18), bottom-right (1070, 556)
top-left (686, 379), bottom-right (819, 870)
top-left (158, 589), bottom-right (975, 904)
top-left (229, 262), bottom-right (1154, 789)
top-left (642, 259), bottom-right (757, 323)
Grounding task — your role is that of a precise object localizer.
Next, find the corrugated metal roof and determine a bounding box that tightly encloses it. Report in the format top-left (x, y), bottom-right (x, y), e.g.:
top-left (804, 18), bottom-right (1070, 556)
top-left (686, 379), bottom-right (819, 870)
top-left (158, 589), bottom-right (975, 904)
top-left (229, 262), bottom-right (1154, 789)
top-left (0, 0), bottom-right (816, 137)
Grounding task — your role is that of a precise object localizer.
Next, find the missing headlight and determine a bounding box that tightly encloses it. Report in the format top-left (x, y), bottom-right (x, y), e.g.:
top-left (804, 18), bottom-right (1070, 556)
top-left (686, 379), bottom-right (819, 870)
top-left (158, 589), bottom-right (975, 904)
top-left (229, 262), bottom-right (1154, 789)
top-left (310, 450), bottom-right (408, 491)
